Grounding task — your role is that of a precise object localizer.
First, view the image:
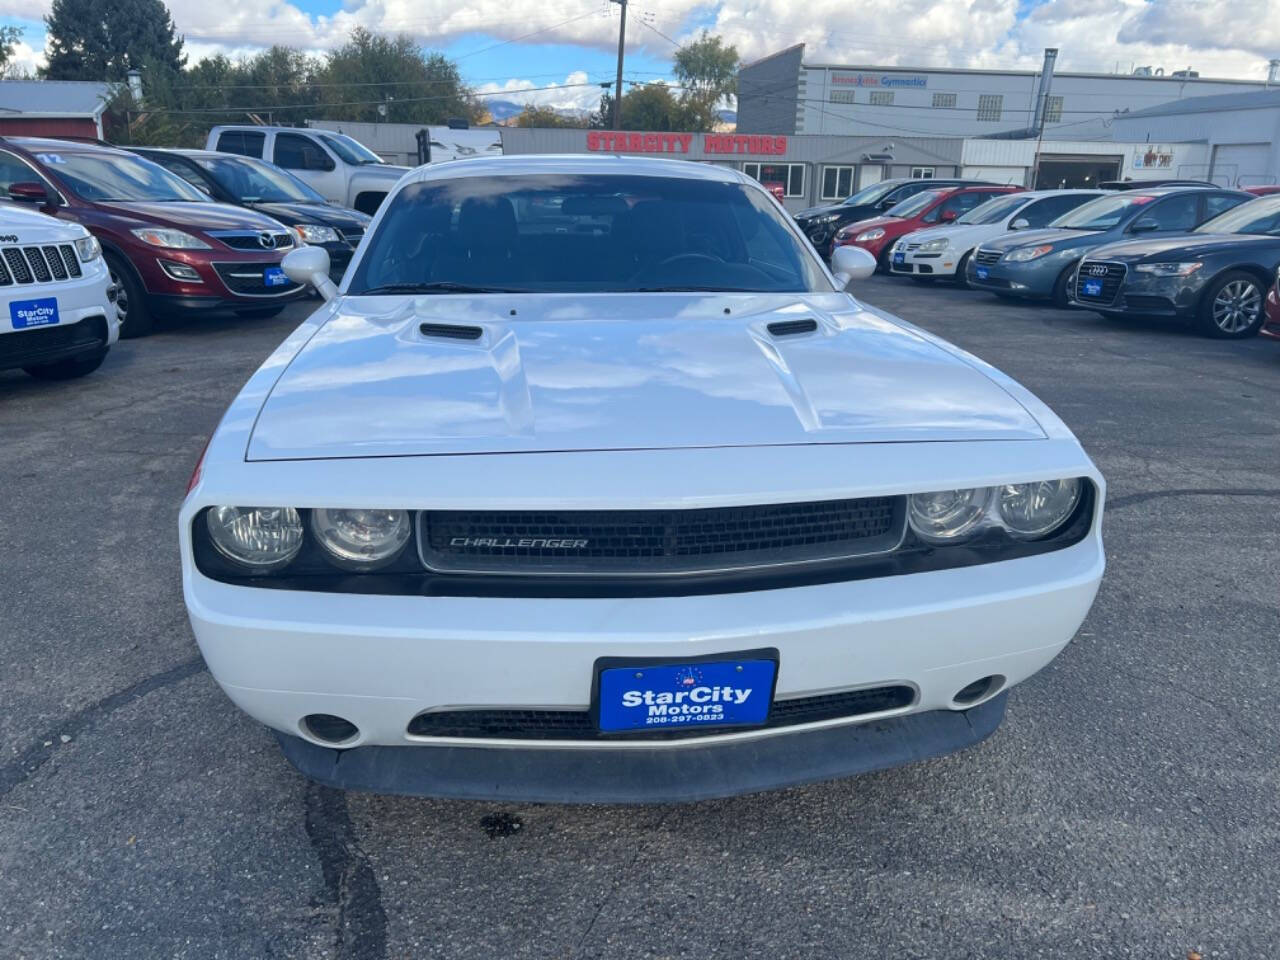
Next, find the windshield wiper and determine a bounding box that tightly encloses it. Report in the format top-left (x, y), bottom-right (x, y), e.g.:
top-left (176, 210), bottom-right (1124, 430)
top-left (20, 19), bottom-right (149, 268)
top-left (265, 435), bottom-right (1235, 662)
top-left (356, 282), bottom-right (529, 295)
top-left (630, 285), bottom-right (764, 293)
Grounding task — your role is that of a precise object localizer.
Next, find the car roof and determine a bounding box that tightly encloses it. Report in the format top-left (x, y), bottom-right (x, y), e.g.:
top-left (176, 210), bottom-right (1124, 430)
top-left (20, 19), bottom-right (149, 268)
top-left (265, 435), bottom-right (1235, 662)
top-left (4, 136), bottom-right (134, 157)
top-left (402, 153), bottom-right (757, 186)
top-left (134, 147), bottom-right (222, 159)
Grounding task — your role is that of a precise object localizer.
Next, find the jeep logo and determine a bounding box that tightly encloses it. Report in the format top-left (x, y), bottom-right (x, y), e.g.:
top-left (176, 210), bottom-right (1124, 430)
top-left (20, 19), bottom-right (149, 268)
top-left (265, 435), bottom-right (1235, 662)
top-left (0, 234), bottom-right (18, 243)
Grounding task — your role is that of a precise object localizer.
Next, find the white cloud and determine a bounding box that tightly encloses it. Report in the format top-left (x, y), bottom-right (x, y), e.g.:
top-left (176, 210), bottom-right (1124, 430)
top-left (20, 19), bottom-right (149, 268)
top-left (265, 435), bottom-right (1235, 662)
top-left (474, 70), bottom-right (604, 112)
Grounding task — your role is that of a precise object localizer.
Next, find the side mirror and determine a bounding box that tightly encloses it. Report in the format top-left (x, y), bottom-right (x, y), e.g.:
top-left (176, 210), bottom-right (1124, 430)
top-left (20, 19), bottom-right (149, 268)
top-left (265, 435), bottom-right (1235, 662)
top-left (878, 197), bottom-right (897, 211)
top-left (282, 245), bottom-right (337, 301)
top-left (8, 181), bottom-right (54, 207)
top-left (830, 244), bottom-right (877, 288)
top-left (1009, 218), bottom-right (1030, 230)
top-left (939, 209), bottom-right (958, 223)
top-left (1130, 218), bottom-right (1160, 234)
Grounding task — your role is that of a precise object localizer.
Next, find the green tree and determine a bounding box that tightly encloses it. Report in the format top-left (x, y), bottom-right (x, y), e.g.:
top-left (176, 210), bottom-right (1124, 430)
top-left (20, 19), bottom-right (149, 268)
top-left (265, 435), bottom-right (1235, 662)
top-left (590, 84), bottom-right (700, 131)
top-left (513, 104), bottom-right (589, 128)
top-left (672, 31), bottom-right (738, 129)
top-left (0, 25), bottom-right (23, 76)
top-left (42, 0), bottom-right (185, 81)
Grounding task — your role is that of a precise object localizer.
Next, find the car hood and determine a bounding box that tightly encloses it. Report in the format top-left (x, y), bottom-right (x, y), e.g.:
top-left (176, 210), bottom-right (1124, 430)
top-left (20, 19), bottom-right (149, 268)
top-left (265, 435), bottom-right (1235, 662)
top-left (796, 203), bottom-right (874, 222)
top-left (904, 222), bottom-right (1004, 249)
top-left (0, 202), bottom-right (89, 241)
top-left (351, 164), bottom-right (411, 182)
top-left (248, 201), bottom-right (370, 231)
top-left (1086, 232), bottom-right (1258, 261)
top-left (100, 200), bottom-right (286, 232)
top-left (246, 293), bottom-right (1046, 461)
top-left (981, 227), bottom-right (1100, 252)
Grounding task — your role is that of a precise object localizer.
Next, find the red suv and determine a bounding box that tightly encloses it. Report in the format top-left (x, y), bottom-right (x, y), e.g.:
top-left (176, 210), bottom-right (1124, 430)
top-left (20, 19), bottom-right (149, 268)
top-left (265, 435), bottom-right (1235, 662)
top-left (832, 185), bottom-right (1022, 270)
top-left (0, 137), bottom-right (305, 337)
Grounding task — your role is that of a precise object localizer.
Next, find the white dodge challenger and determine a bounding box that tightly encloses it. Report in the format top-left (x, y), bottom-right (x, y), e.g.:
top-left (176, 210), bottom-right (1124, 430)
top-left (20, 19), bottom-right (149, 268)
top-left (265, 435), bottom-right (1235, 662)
top-left (180, 155), bottom-right (1104, 802)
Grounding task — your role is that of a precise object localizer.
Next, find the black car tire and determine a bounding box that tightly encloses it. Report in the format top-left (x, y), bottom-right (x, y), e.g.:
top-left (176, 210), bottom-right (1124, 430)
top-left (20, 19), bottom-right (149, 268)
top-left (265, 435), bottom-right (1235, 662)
top-left (1196, 271), bottom-right (1266, 339)
top-left (1051, 262), bottom-right (1078, 308)
top-left (953, 251), bottom-right (972, 289)
top-left (876, 247), bottom-right (894, 273)
top-left (23, 346), bottom-right (109, 380)
top-left (106, 253), bottom-right (154, 339)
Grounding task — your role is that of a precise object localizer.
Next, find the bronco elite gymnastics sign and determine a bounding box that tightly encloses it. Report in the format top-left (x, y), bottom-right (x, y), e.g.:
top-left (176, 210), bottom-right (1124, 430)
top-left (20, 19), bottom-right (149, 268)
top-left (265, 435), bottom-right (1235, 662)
top-left (596, 654), bottom-right (778, 733)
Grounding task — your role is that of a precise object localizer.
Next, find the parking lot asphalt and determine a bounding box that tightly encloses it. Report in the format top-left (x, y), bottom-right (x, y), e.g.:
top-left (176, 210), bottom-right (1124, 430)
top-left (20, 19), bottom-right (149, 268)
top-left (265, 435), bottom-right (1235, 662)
top-left (2, 279), bottom-right (1278, 960)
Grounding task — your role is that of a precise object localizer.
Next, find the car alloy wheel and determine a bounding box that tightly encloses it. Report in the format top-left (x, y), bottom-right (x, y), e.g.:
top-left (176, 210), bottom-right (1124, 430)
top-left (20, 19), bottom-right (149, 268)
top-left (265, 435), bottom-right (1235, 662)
top-left (1212, 279), bottom-right (1262, 334)
top-left (110, 267), bottom-right (129, 327)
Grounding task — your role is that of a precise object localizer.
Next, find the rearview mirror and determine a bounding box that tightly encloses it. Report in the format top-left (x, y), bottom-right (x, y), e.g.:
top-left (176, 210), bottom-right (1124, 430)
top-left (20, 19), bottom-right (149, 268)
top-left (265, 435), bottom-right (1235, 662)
top-left (8, 181), bottom-right (53, 207)
top-left (1009, 218), bottom-right (1030, 230)
top-left (282, 245), bottom-right (337, 301)
top-left (1130, 218), bottom-right (1160, 234)
top-left (939, 209), bottom-right (958, 223)
top-left (830, 244), bottom-right (877, 288)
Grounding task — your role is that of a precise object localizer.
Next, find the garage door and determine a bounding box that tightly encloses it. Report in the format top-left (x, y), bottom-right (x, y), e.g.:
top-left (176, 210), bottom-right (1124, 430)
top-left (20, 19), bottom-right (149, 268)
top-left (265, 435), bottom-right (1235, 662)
top-left (1211, 143), bottom-right (1272, 188)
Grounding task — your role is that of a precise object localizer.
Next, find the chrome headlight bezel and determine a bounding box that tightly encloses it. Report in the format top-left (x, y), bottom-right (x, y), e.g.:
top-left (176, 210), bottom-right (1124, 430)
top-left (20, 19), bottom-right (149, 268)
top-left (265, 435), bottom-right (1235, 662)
top-left (74, 234), bottom-right (101, 262)
top-left (290, 223), bottom-right (342, 245)
top-left (1132, 261), bottom-right (1202, 277)
top-left (855, 227), bottom-right (886, 242)
top-left (1004, 244), bottom-right (1055, 263)
top-left (131, 227), bottom-right (211, 250)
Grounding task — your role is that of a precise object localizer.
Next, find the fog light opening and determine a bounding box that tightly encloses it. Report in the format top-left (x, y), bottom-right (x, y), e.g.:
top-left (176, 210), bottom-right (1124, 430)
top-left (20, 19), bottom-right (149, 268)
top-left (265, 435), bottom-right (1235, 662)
top-left (952, 675), bottom-right (1004, 707)
top-left (302, 713), bottom-right (360, 745)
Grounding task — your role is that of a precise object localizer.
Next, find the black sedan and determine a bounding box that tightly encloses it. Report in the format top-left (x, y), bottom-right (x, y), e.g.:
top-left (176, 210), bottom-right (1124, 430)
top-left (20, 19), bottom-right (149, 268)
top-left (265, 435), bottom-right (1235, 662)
top-left (793, 177), bottom-right (994, 258)
top-left (1070, 195), bottom-right (1280, 338)
top-left (129, 148), bottom-right (370, 282)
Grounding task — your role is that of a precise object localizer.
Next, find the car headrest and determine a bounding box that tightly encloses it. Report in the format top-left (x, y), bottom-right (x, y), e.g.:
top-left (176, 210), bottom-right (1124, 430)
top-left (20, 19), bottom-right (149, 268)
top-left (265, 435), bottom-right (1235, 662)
top-left (458, 196), bottom-right (517, 252)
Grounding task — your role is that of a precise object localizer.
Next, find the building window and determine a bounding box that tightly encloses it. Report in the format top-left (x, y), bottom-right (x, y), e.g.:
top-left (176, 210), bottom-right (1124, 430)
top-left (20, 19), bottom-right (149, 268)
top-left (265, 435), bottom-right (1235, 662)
top-left (931, 93), bottom-right (957, 109)
top-left (820, 165), bottom-right (855, 200)
top-left (1043, 95), bottom-right (1063, 124)
top-left (830, 90), bottom-right (857, 105)
top-left (910, 167), bottom-right (935, 179)
top-left (869, 91), bottom-right (894, 106)
top-left (976, 94), bottom-right (1004, 122)
top-left (743, 162), bottom-right (806, 198)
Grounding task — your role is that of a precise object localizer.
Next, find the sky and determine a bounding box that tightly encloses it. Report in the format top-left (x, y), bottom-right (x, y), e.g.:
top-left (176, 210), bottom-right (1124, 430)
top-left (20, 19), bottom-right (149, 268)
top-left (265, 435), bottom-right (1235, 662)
top-left (1, 0), bottom-right (1278, 113)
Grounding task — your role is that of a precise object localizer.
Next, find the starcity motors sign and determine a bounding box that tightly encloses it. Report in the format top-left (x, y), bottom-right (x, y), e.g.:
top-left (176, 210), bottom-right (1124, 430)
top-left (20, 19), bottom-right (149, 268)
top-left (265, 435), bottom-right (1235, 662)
top-left (830, 71), bottom-right (929, 88)
top-left (596, 658), bottom-right (777, 732)
top-left (586, 131), bottom-right (789, 155)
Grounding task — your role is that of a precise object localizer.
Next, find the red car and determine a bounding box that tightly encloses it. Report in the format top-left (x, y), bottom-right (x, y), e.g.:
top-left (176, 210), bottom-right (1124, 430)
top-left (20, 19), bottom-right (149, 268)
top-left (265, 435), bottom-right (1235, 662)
top-left (832, 185), bottom-right (1022, 270)
top-left (1264, 274), bottom-right (1280, 341)
top-left (1244, 185), bottom-right (1280, 197)
top-left (0, 137), bottom-right (305, 337)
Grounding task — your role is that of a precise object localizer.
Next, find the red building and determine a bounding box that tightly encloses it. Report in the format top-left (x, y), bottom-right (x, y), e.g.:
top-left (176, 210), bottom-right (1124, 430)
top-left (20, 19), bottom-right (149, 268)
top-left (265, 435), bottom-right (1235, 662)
top-left (0, 80), bottom-right (113, 141)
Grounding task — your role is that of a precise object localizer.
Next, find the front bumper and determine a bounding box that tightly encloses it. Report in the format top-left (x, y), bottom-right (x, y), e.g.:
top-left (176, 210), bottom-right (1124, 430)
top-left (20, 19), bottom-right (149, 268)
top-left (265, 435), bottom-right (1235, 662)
top-left (966, 256), bottom-right (1062, 299)
top-left (0, 264), bottom-right (118, 370)
top-left (1071, 272), bottom-right (1201, 317)
top-left (890, 248), bottom-right (959, 277)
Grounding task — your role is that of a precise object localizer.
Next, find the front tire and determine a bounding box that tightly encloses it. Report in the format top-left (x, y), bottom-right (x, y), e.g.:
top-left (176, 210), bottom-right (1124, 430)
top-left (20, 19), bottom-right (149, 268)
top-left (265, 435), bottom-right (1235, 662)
top-left (24, 347), bottom-right (108, 380)
top-left (1197, 271), bottom-right (1265, 338)
top-left (1051, 262), bottom-right (1078, 308)
top-left (106, 253), bottom-right (154, 339)
top-left (953, 251), bottom-right (972, 289)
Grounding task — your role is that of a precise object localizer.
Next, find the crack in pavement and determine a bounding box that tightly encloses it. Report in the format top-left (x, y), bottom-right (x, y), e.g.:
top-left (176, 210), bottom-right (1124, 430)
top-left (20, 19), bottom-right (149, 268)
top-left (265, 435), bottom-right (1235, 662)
top-left (304, 784), bottom-right (388, 960)
top-left (1107, 487), bottom-right (1280, 511)
top-left (0, 656), bottom-right (206, 798)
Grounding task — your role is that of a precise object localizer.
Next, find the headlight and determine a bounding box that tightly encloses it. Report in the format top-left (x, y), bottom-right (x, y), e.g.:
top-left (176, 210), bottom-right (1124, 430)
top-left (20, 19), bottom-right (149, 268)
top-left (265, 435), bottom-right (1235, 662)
top-left (311, 508), bottom-right (411, 570)
top-left (908, 488), bottom-right (990, 543)
top-left (205, 506), bottom-right (303, 571)
top-left (131, 227), bottom-right (210, 249)
top-left (74, 235), bottom-right (101, 262)
top-left (1133, 261), bottom-right (1202, 277)
top-left (290, 223), bottom-right (341, 245)
top-left (920, 238), bottom-right (949, 252)
top-left (997, 479), bottom-right (1082, 539)
top-left (855, 228), bottom-right (886, 242)
top-left (1004, 244), bottom-right (1054, 262)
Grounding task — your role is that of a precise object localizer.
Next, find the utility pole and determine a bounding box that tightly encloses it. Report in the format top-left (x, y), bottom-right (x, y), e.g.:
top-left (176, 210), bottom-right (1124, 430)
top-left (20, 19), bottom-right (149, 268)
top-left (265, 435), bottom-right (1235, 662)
top-left (611, 0), bottom-right (627, 129)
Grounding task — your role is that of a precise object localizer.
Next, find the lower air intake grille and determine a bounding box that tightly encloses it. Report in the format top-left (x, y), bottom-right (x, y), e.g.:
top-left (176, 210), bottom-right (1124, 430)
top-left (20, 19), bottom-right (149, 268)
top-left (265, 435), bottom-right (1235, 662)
top-left (419, 497), bottom-right (904, 576)
top-left (973, 249), bottom-right (1001, 266)
top-left (407, 685), bottom-right (916, 740)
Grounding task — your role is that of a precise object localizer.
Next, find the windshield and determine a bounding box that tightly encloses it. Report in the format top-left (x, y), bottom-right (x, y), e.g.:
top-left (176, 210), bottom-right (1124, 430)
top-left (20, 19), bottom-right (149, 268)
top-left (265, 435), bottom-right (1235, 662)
top-left (348, 174), bottom-right (831, 295)
top-left (884, 190), bottom-right (943, 218)
top-left (1194, 197), bottom-right (1280, 236)
top-left (319, 134), bottom-right (383, 166)
top-left (196, 155), bottom-right (327, 204)
top-left (1051, 194), bottom-right (1155, 230)
top-left (957, 193), bottom-right (1030, 225)
top-left (40, 151), bottom-right (207, 202)
top-left (839, 181), bottom-right (898, 207)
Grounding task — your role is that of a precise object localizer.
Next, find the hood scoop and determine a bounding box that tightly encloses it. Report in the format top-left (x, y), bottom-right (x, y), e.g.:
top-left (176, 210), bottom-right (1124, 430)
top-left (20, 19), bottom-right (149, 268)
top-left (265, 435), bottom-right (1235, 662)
top-left (419, 321), bottom-right (484, 341)
top-left (767, 318), bottom-right (818, 338)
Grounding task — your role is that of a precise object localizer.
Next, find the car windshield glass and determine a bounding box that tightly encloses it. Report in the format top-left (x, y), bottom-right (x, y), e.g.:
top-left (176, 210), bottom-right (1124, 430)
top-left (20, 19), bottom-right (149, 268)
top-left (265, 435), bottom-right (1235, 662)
top-left (319, 134), bottom-right (383, 165)
top-left (883, 190), bottom-right (943, 218)
top-left (1051, 194), bottom-right (1154, 230)
top-left (840, 181), bottom-right (898, 206)
top-left (348, 174), bottom-right (831, 295)
top-left (196, 155), bottom-right (327, 204)
top-left (43, 152), bottom-right (207, 202)
top-left (1194, 197), bottom-right (1280, 236)
top-left (957, 193), bottom-right (1029, 225)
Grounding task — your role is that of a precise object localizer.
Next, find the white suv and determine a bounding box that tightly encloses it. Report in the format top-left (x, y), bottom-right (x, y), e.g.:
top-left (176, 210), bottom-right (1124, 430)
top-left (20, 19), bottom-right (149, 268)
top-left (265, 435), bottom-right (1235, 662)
top-left (0, 203), bottom-right (117, 380)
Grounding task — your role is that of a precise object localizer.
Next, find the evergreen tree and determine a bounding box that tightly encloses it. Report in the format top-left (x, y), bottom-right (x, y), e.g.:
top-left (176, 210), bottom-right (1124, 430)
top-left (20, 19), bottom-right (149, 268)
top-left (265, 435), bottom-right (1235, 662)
top-left (43, 0), bottom-right (185, 81)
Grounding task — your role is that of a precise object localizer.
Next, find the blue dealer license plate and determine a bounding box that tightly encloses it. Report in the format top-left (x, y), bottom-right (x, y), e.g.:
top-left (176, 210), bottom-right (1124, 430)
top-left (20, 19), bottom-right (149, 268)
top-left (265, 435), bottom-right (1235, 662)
top-left (596, 656), bottom-right (777, 733)
top-left (10, 297), bottom-right (59, 330)
top-left (893, 251), bottom-right (905, 265)
top-left (263, 266), bottom-right (289, 287)
top-left (1083, 279), bottom-right (1103, 297)
top-left (975, 266), bottom-right (989, 280)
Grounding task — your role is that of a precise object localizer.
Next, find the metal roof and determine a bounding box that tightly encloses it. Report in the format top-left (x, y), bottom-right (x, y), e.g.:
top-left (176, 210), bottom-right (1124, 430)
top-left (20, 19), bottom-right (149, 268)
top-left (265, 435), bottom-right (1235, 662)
top-left (1119, 88), bottom-right (1280, 119)
top-left (0, 80), bottom-right (114, 119)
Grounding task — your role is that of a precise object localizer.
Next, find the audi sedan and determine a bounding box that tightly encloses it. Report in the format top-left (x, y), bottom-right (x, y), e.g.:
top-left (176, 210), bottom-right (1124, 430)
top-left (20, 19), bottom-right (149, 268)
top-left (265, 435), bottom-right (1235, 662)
top-left (1069, 195), bottom-right (1280, 338)
top-left (180, 155), bottom-right (1105, 802)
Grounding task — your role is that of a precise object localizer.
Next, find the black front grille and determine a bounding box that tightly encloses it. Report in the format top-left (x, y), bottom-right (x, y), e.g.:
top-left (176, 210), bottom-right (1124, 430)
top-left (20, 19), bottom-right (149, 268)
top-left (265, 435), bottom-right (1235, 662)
top-left (1074, 260), bottom-right (1126, 304)
top-left (22, 246), bottom-right (51, 282)
top-left (0, 244), bottom-right (81, 286)
top-left (419, 497), bottom-right (904, 576)
top-left (212, 262), bottom-right (302, 296)
top-left (407, 685), bottom-right (916, 741)
top-left (973, 249), bottom-right (1001, 266)
top-left (0, 316), bottom-right (108, 369)
top-left (213, 231), bottom-right (294, 251)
